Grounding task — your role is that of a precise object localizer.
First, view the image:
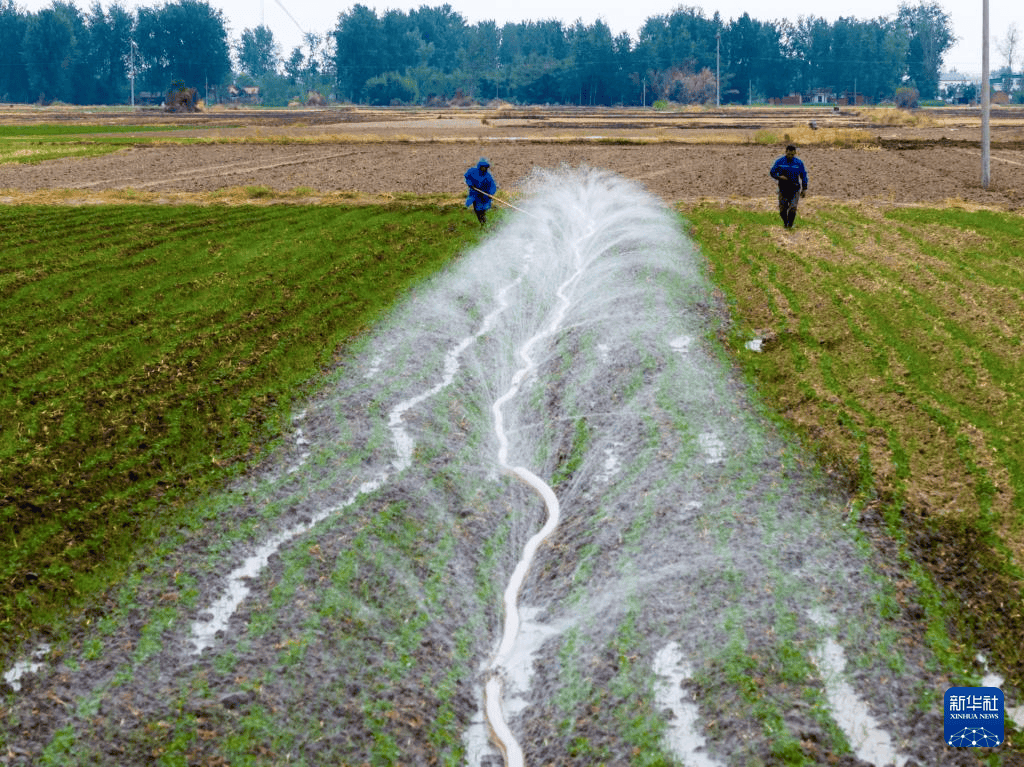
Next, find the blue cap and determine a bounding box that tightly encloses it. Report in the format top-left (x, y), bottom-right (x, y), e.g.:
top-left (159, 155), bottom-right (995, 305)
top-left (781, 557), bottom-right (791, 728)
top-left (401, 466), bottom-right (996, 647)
top-left (479, 157), bottom-right (490, 167)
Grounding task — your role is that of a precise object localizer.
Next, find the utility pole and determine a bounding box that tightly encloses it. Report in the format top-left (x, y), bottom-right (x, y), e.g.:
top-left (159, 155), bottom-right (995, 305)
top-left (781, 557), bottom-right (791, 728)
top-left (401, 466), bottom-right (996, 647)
top-left (716, 30), bottom-right (721, 107)
top-left (129, 40), bottom-right (137, 108)
top-left (982, 0), bottom-right (991, 188)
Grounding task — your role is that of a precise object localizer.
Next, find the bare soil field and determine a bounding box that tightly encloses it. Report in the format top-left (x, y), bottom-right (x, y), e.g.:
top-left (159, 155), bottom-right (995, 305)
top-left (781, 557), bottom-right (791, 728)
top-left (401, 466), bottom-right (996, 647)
top-left (2, 105), bottom-right (1024, 208)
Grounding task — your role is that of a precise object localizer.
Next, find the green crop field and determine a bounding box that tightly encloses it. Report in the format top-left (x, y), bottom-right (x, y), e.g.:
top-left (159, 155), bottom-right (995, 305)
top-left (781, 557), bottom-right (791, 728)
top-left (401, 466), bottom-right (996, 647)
top-left (0, 202), bottom-right (484, 648)
top-left (2, 167), bottom-right (1023, 712)
top-left (684, 201), bottom-right (1024, 683)
top-left (0, 123), bottom-right (204, 164)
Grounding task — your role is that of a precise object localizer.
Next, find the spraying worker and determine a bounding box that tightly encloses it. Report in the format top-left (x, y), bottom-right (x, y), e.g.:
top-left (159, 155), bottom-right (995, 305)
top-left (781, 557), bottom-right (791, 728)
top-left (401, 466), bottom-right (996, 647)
top-left (465, 157), bottom-right (497, 225)
top-left (769, 144), bottom-right (808, 229)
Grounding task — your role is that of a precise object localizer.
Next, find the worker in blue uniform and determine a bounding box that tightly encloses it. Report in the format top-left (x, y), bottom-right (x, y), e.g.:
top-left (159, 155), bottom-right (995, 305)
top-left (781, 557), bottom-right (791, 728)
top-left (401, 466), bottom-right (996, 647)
top-left (770, 145), bottom-right (809, 229)
top-left (464, 158), bottom-right (497, 225)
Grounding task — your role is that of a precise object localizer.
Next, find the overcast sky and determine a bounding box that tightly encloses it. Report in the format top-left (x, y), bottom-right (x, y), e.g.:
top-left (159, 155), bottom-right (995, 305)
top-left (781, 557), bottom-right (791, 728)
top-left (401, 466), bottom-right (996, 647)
top-left (21, 0), bottom-right (1023, 76)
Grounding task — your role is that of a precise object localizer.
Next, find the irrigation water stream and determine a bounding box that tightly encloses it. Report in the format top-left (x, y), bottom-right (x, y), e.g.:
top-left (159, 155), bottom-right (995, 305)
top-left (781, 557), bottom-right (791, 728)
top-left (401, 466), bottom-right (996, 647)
top-left (4, 166), bottom-right (1021, 765)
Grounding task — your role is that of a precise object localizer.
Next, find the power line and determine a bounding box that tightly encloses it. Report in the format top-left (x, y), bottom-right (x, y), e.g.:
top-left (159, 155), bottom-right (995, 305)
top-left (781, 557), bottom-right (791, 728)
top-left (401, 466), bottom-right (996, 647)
top-left (272, 0), bottom-right (307, 43)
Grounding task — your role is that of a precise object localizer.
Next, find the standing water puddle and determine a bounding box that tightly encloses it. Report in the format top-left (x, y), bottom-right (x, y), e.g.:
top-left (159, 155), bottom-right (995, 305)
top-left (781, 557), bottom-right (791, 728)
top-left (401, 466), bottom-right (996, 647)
top-left (652, 642), bottom-right (725, 766)
top-left (808, 609), bottom-right (908, 767)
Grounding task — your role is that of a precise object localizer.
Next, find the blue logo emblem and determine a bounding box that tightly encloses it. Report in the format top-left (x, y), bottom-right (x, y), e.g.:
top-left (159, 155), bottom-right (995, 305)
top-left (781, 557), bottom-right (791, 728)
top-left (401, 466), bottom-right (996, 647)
top-left (945, 687), bottom-right (1003, 747)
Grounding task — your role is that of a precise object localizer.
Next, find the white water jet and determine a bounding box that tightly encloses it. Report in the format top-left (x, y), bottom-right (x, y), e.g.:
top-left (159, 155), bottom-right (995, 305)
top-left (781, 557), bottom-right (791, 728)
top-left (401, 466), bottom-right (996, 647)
top-left (670, 334), bottom-right (694, 353)
top-left (189, 266), bottom-right (526, 655)
top-left (389, 274), bottom-right (524, 473)
top-left (2, 643), bottom-right (50, 692)
top-left (594, 444), bottom-right (623, 483)
top-left (977, 654), bottom-right (1024, 729)
top-left (652, 642), bottom-right (725, 767)
top-left (698, 431), bottom-right (727, 464)
top-left (479, 175), bottom-right (605, 765)
top-left (472, 166), bottom-right (695, 764)
top-left (189, 477), bottom-right (382, 654)
top-left (807, 609), bottom-right (907, 767)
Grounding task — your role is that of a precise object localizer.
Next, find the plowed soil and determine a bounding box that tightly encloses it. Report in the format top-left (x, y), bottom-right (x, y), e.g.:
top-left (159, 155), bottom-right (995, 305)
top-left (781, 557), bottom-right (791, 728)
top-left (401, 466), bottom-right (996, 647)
top-left (1, 105), bottom-right (1024, 208)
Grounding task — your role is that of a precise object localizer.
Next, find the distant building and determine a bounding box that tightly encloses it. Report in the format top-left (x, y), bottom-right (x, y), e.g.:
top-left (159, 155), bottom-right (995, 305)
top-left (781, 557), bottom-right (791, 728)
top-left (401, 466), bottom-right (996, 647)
top-left (136, 91), bottom-right (163, 106)
top-left (990, 72), bottom-right (1023, 93)
top-left (939, 70), bottom-right (976, 91)
top-left (227, 85), bottom-right (261, 105)
top-left (836, 91), bottom-right (865, 106)
top-left (939, 70), bottom-right (979, 104)
top-left (808, 88), bottom-right (833, 105)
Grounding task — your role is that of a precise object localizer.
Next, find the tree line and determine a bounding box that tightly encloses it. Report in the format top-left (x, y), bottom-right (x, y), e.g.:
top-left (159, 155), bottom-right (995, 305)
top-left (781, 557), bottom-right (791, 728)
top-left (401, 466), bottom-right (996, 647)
top-left (0, 0), bottom-right (233, 104)
top-left (0, 0), bottom-right (956, 107)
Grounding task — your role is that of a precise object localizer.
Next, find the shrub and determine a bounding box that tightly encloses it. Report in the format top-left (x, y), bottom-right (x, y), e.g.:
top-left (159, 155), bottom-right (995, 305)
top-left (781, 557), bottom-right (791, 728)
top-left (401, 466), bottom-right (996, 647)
top-left (894, 86), bottom-right (920, 109)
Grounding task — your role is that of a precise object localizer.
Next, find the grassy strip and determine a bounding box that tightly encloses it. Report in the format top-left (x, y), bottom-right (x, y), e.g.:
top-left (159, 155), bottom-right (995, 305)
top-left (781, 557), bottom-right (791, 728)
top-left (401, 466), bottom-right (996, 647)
top-left (0, 124), bottom-right (205, 164)
top-left (0, 202), bottom-right (482, 651)
top-left (0, 126), bottom-right (198, 137)
top-left (683, 201), bottom-right (1024, 686)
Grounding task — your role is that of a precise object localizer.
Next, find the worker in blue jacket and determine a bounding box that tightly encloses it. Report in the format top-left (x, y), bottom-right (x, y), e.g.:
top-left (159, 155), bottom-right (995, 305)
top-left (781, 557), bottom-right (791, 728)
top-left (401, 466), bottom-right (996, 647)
top-left (465, 157), bottom-right (497, 225)
top-left (770, 145), bottom-right (808, 229)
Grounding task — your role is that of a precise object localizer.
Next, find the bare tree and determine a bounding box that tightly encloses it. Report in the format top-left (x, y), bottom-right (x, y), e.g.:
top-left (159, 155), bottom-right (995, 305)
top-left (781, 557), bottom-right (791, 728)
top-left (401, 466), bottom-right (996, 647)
top-left (997, 22), bottom-right (1019, 74)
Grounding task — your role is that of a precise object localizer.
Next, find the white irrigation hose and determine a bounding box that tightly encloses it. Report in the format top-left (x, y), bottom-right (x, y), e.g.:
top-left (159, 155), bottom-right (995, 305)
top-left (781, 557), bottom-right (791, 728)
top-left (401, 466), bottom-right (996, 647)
top-left (484, 233), bottom-right (590, 766)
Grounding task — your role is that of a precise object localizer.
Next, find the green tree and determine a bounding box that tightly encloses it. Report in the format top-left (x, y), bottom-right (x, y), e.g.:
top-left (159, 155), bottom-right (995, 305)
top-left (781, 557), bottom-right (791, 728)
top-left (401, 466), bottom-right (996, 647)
top-left (237, 24), bottom-right (280, 77)
top-left (333, 4), bottom-right (383, 101)
top-left (83, 1), bottom-right (135, 103)
top-left (568, 19), bottom-right (616, 105)
top-left (23, 2), bottom-right (86, 103)
top-left (363, 70), bottom-right (416, 104)
top-left (611, 30), bottom-right (638, 104)
top-left (724, 13), bottom-right (786, 102)
top-left (0, 0), bottom-right (30, 101)
top-left (897, 1), bottom-right (953, 99)
top-left (459, 19), bottom-right (498, 99)
top-left (846, 17), bottom-right (908, 103)
top-left (634, 7), bottom-right (720, 104)
top-left (786, 15), bottom-right (833, 94)
top-left (409, 4), bottom-right (466, 73)
top-left (635, 7), bottom-right (718, 74)
top-left (283, 46), bottom-right (304, 85)
top-left (135, 0), bottom-right (230, 95)
top-left (496, 21), bottom-right (521, 68)
top-left (379, 9), bottom-right (417, 74)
